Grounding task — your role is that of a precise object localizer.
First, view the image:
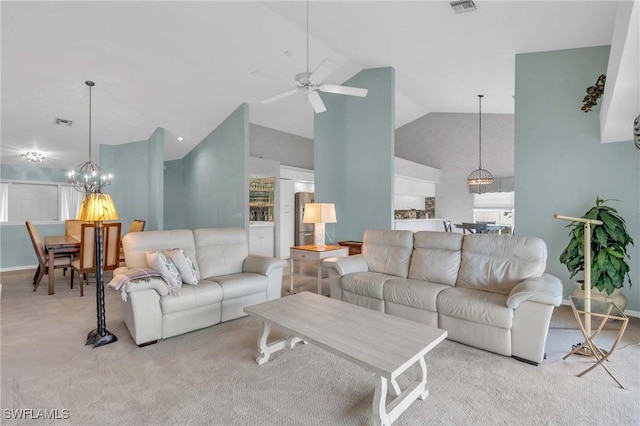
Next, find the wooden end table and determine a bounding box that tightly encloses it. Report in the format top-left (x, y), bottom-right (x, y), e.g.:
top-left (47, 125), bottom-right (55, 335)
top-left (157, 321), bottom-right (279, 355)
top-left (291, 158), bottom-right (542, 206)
top-left (289, 245), bottom-right (348, 295)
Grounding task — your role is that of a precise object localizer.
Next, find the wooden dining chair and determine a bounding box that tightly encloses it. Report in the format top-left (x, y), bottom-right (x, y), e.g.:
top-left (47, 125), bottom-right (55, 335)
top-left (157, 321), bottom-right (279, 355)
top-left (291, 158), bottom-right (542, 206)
top-left (71, 223), bottom-right (122, 296)
top-left (120, 219), bottom-right (145, 264)
top-left (462, 222), bottom-right (488, 234)
top-left (70, 223), bottom-right (95, 296)
top-left (65, 219), bottom-right (91, 240)
top-left (104, 222), bottom-right (122, 271)
top-left (129, 219), bottom-right (146, 233)
top-left (25, 221), bottom-right (74, 293)
top-left (443, 220), bottom-right (452, 232)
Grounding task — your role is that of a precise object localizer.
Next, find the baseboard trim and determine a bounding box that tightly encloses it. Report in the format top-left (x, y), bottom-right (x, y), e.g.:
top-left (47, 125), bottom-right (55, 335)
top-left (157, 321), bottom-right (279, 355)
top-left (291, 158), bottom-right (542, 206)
top-left (561, 298), bottom-right (639, 318)
top-left (0, 264), bottom-right (37, 273)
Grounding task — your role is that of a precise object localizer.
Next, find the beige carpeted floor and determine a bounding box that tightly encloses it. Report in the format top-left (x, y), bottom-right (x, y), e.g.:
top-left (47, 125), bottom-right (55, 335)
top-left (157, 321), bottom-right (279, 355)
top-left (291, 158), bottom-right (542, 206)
top-left (1, 268), bottom-right (639, 425)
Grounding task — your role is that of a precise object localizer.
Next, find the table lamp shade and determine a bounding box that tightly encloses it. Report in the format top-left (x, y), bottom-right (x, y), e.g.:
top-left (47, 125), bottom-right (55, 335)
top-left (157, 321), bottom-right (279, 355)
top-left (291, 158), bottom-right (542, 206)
top-left (303, 203), bottom-right (336, 224)
top-left (77, 193), bottom-right (119, 222)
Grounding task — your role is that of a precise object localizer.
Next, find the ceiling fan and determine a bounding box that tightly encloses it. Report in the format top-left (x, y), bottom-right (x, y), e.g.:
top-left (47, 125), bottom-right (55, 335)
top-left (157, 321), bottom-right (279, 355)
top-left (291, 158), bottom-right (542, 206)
top-left (258, 0), bottom-right (368, 113)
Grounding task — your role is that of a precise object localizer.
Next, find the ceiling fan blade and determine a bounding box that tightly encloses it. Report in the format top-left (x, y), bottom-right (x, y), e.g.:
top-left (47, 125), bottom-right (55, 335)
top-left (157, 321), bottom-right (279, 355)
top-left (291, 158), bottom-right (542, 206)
top-left (260, 88), bottom-right (302, 104)
top-left (307, 90), bottom-right (327, 113)
top-left (309, 59), bottom-right (339, 84)
top-left (320, 84), bottom-right (368, 97)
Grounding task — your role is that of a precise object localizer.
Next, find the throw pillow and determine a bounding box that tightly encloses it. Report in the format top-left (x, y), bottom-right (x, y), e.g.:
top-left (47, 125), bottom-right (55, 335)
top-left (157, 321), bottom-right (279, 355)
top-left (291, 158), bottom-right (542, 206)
top-left (146, 251), bottom-right (183, 292)
top-left (164, 248), bottom-right (200, 285)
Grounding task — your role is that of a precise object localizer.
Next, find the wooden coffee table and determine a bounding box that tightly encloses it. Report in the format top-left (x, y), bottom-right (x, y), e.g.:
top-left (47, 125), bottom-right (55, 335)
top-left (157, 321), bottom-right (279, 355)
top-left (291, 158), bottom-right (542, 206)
top-left (244, 292), bottom-right (447, 426)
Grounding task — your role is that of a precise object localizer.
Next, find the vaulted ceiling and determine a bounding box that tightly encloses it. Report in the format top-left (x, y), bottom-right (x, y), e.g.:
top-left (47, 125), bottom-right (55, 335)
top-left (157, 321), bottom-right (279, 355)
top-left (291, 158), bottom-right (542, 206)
top-left (1, 1), bottom-right (636, 169)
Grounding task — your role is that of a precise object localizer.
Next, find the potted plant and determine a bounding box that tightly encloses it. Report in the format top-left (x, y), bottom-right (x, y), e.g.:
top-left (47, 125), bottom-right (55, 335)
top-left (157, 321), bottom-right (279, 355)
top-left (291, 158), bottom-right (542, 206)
top-left (559, 197), bottom-right (634, 309)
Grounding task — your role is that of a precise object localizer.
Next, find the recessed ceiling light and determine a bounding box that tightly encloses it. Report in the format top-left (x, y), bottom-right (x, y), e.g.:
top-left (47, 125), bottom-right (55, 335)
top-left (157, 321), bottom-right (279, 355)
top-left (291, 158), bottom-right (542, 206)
top-left (22, 151), bottom-right (46, 162)
top-left (177, 136), bottom-right (184, 142)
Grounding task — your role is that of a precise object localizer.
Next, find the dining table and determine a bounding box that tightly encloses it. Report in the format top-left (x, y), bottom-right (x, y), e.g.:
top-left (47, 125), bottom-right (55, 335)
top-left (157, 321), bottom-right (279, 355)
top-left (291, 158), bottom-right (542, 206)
top-left (44, 235), bottom-right (80, 295)
top-left (454, 223), bottom-right (506, 234)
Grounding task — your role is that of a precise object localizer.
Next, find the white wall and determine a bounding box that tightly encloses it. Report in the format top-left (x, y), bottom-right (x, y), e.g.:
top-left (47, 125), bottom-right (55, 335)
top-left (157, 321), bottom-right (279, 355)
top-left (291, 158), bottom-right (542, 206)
top-left (395, 112), bottom-right (514, 226)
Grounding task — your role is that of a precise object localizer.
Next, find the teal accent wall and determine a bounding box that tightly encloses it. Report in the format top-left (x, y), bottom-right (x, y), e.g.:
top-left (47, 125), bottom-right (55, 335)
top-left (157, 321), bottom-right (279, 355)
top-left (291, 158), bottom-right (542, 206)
top-left (180, 103), bottom-right (248, 229)
top-left (1, 223), bottom-right (64, 269)
top-left (163, 159), bottom-right (185, 230)
top-left (147, 127), bottom-right (164, 231)
top-left (0, 164), bottom-right (70, 182)
top-left (314, 67), bottom-right (395, 242)
top-left (100, 128), bottom-right (165, 232)
top-left (515, 46), bottom-right (640, 311)
top-left (0, 164), bottom-right (67, 268)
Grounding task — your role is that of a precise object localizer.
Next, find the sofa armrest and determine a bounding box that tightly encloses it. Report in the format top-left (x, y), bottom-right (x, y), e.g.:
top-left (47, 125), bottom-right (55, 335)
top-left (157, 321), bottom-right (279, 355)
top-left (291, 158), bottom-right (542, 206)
top-left (323, 254), bottom-right (369, 276)
top-left (243, 255), bottom-right (287, 277)
top-left (124, 279), bottom-right (170, 296)
top-left (507, 274), bottom-right (563, 309)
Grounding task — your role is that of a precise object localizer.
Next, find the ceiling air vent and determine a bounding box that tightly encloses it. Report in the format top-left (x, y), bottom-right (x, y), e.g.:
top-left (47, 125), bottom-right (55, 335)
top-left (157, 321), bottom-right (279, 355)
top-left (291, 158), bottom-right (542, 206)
top-left (55, 118), bottom-right (73, 126)
top-left (450, 0), bottom-right (477, 14)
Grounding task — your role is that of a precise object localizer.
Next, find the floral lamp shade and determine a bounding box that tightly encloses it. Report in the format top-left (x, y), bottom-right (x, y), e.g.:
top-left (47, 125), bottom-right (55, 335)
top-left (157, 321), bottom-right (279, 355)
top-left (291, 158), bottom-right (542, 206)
top-left (77, 193), bottom-right (119, 222)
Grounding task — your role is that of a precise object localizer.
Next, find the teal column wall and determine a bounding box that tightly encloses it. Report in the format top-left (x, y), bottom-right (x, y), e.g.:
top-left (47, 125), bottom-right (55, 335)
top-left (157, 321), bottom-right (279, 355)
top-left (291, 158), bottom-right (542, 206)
top-left (163, 159), bottom-right (185, 230)
top-left (314, 67), bottom-right (395, 242)
top-left (0, 165), bottom-right (68, 269)
top-left (100, 127), bottom-right (165, 232)
top-left (147, 127), bottom-right (164, 231)
top-left (180, 103), bottom-right (248, 229)
top-left (515, 46), bottom-right (640, 312)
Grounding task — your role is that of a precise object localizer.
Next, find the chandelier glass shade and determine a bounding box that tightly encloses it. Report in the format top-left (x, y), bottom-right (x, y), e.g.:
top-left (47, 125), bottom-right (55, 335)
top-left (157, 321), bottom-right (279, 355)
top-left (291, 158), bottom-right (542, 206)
top-left (22, 151), bottom-right (46, 162)
top-left (467, 94), bottom-right (494, 194)
top-left (68, 81), bottom-right (112, 193)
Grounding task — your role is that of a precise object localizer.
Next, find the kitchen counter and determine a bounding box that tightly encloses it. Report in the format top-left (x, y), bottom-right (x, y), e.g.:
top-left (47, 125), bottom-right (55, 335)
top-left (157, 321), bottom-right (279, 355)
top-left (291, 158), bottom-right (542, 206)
top-left (249, 221), bottom-right (274, 228)
top-left (394, 218), bottom-right (445, 232)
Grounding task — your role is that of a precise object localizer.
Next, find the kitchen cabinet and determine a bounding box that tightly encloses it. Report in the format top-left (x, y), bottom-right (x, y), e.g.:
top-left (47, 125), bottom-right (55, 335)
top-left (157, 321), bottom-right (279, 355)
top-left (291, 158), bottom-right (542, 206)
top-left (249, 224), bottom-right (274, 257)
top-left (394, 219), bottom-right (445, 232)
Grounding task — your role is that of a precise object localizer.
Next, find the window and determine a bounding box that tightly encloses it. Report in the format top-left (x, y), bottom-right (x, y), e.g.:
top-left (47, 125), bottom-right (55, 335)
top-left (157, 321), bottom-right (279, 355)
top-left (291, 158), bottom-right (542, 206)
top-left (0, 180), bottom-right (83, 223)
top-left (473, 191), bottom-right (514, 233)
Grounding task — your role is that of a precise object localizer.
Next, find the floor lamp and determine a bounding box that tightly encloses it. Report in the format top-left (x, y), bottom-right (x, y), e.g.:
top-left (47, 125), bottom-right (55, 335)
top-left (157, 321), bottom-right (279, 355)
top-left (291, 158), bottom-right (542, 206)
top-left (554, 213), bottom-right (603, 355)
top-left (78, 192), bottom-right (119, 347)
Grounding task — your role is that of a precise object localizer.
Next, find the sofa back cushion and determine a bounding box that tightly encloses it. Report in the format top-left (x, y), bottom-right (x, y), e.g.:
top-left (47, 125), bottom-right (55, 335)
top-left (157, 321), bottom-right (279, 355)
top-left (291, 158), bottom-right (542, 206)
top-left (362, 229), bottom-right (414, 278)
top-left (409, 231), bottom-right (463, 286)
top-left (457, 234), bottom-right (547, 295)
top-left (122, 230), bottom-right (196, 269)
top-left (194, 228), bottom-right (248, 279)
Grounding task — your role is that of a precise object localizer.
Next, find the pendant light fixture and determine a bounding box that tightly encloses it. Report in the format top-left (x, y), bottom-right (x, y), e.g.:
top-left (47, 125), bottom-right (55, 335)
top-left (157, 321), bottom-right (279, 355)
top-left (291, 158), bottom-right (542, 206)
top-left (466, 94), bottom-right (494, 194)
top-left (68, 81), bottom-right (112, 193)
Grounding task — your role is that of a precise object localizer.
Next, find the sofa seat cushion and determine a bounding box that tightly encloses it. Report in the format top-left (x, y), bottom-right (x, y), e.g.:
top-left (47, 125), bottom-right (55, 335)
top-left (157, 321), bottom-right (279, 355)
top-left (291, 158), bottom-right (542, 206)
top-left (160, 280), bottom-right (223, 315)
top-left (213, 273), bottom-right (268, 299)
top-left (342, 272), bottom-right (395, 300)
top-left (437, 287), bottom-right (513, 329)
top-left (383, 278), bottom-right (451, 312)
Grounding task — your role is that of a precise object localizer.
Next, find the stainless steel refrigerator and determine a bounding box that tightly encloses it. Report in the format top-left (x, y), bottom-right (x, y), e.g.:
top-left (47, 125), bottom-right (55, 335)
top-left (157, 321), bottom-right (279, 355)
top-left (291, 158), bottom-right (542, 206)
top-left (294, 192), bottom-right (314, 246)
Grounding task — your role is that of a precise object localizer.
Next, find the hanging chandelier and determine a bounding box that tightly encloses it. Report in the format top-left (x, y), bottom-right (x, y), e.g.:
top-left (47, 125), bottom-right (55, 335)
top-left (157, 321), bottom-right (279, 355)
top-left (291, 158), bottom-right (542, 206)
top-left (68, 81), bottom-right (112, 193)
top-left (466, 94), bottom-right (494, 194)
top-left (22, 151), bottom-right (46, 162)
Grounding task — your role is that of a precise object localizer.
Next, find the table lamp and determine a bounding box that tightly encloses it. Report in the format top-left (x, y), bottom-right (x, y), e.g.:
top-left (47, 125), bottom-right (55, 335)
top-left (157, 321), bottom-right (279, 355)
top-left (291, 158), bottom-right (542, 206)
top-left (78, 192), bottom-right (119, 347)
top-left (303, 203), bottom-right (336, 248)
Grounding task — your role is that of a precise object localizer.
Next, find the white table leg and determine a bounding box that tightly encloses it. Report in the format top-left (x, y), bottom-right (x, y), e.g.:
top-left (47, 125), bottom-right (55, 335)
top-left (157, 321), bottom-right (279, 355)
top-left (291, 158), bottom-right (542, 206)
top-left (289, 257), bottom-right (295, 294)
top-left (256, 322), bottom-right (272, 365)
top-left (372, 357), bottom-right (430, 425)
top-left (255, 321), bottom-right (305, 365)
top-left (317, 259), bottom-right (322, 295)
top-left (373, 376), bottom-right (391, 426)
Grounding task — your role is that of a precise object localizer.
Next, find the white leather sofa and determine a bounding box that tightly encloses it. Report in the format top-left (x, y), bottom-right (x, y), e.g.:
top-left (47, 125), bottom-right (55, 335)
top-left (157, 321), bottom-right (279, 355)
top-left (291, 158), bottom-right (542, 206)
top-left (323, 229), bottom-right (563, 365)
top-left (116, 228), bottom-right (287, 346)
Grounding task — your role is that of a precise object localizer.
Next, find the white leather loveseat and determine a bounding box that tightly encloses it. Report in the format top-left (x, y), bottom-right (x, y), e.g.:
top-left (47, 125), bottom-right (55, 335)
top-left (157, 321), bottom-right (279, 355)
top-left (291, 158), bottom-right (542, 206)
top-left (323, 229), bottom-right (563, 365)
top-left (115, 228), bottom-right (287, 346)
